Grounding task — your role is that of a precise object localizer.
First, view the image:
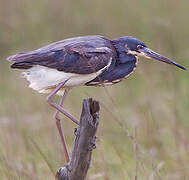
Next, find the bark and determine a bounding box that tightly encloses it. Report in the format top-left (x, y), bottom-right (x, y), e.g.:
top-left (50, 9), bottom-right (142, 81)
top-left (56, 98), bottom-right (100, 180)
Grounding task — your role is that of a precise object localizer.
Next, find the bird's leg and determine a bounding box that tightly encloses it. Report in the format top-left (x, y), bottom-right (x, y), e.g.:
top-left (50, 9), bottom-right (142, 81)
top-left (47, 82), bottom-right (79, 125)
top-left (54, 89), bottom-right (70, 162)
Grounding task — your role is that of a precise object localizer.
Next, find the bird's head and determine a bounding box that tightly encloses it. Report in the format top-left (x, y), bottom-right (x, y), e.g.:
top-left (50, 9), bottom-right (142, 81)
top-left (117, 36), bottom-right (186, 70)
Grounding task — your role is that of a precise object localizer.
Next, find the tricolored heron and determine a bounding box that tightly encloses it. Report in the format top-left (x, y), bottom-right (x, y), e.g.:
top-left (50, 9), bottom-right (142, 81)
top-left (7, 35), bottom-right (186, 162)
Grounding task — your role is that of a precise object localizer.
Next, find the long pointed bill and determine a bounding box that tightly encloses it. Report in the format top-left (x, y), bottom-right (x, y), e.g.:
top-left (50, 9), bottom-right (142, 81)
top-left (140, 47), bottom-right (187, 70)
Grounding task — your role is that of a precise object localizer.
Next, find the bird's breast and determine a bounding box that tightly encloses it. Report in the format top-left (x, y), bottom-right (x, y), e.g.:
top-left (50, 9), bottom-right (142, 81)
top-left (86, 56), bottom-right (138, 86)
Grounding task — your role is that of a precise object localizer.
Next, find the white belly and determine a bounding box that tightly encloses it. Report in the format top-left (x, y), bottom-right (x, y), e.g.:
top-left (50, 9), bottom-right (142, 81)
top-left (22, 61), bottom-right (111, 95)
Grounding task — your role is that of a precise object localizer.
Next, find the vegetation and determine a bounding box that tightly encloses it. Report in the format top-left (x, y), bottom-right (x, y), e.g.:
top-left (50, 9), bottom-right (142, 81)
top-left (0, 0), bottom-right (188, 179)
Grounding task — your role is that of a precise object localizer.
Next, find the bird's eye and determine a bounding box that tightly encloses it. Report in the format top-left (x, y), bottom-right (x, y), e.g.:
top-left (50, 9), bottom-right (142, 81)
top-left (137, 45), bottom-right (143, 50)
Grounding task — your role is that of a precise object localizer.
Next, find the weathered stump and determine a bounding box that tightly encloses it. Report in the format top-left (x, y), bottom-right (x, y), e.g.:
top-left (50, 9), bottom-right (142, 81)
top-left (56, 98), bottom-right (100, 180)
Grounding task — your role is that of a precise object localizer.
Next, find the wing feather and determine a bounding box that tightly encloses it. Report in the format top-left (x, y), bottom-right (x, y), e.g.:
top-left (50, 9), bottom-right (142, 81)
top-left (7, 36), bottom-right (116, 74)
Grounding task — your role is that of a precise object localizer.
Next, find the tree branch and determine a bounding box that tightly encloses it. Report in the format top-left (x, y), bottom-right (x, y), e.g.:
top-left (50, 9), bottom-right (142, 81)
top-left (56, 98), bottom-right (100, 180)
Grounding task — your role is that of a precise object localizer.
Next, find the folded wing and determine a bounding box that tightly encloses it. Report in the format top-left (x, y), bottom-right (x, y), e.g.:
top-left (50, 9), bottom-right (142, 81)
top-left (7, 36), bottom-right (116, 75)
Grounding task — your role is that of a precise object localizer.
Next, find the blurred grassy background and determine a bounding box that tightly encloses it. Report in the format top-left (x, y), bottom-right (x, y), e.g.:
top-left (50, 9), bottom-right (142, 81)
top-left (0, 0), bottom-right (189, 179)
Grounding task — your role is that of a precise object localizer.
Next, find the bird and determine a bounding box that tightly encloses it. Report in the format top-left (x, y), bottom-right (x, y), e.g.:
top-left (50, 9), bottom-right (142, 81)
top-left (6, 35), bottom-right (186, 162)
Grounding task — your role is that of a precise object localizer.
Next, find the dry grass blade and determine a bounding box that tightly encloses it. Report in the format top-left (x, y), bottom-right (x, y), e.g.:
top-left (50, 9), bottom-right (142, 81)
top-left (29, 137), bottom-right (55, 176)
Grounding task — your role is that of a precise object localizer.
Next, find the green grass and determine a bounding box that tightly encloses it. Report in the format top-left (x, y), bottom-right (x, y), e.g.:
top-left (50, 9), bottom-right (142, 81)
top-left (0, 0), bottom-right (189, 179)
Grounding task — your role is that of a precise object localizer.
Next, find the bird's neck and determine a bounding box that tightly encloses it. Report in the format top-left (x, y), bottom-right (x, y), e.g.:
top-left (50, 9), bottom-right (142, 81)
top-left (111, 39), bottom-right (126, 55)
top-left (111, 39), bottom-right (137, 64)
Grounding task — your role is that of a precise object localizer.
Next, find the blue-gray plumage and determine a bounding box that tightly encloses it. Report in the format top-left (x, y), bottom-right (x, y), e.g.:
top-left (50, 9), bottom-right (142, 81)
top-left (6, 35), bottom-right (187, 162)
top-left (7, 35), bottom-right (186, 90)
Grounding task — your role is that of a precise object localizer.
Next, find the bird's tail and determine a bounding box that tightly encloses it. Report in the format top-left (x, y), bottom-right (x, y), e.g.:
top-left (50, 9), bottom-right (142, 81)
top-left (6, 51), bottom-right (40, 69)
top-left (6, 51), bottom-right (36, 62)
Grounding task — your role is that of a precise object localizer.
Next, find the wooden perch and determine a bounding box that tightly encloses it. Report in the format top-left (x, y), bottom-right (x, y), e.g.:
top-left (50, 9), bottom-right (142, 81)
top-left (56, 98), bottom-right (100, 180)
